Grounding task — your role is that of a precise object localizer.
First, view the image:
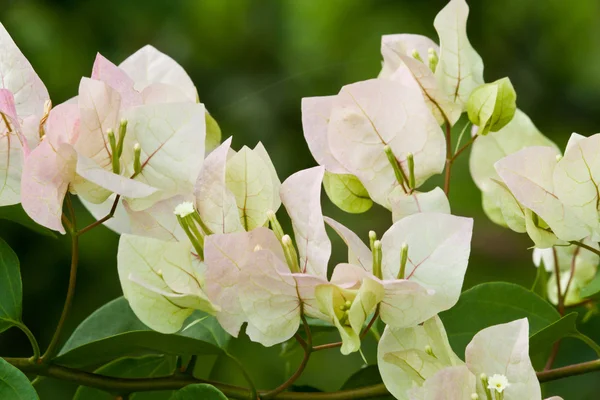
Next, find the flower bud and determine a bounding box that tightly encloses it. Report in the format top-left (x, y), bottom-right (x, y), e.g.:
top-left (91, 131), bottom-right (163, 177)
top-left (406, 152), bottom-right (415, 190)
top-left (372, 240), bottom-right (382, 279)
top-left (427, 48), bottom-right (439, 73)
top-left (133, 143), bottom-right (142, 175)
top-left (411, 49), bottom-right (424, 63)
top-left (116, 119), bottom-right (128, 158)
top-left (397, 242), bottom-right (409, 279)
top-left (467, 77), bottom-right (516, 136)
top-left (282, 234), bottom-right (301, 273)
top-left (267, 210), bottom-right (285, 241)
top-left (384, 145), bottom-right (408, 189)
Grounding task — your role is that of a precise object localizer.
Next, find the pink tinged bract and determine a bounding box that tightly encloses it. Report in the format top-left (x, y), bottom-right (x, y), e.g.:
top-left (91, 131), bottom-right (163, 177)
top-left (301, 96), bottom-right (347, 174)
top-left (194, 137), bottom-right (244, 234)
top-left (407, 365), bottom-right (476, 400)
top-left (466, 319), bottom-right (541, 400)
top-left (280, 166), bottom-right (331, 278)
top-left (389, 186), bottom-right (450, 222)
top-left (119, 45), bottom-right (198, 103)
top-left (379, 212), bottom-right (473, 328)
top-left (21, 103), bottom-right (80, 233)
top-left (203, 227), bottom-right (285, 337)
top-left (238, 249), bottom-right (301, 346)
top-left (323, 216), bottom-right (373, 272)
top-left (91, 54), bottom-right (143, 109)
top-left (327, 79), bottom-right (445, 209)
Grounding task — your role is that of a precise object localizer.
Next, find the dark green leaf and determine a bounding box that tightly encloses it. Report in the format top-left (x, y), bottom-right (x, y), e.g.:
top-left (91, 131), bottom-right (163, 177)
top-left (340, 365), bottom-right (394, 399)
top-left (529, 312), bottom-right (579, 369)
top-left (73, 355), bottom-right (175, 400)
top-left (57, 297), bottom-right (230, 368)
top-left (580, 270), bottom-right (600, 298)
top-left (0, 205), bottom-right (56, 238)
top-left (439, 282), bottom-right (560, 358)
top-left (0, 357), bottom-right (39, 399)
top-left (169, 384), bottom-right (227, 400)
top-left (531, 263), bottom-right (549, 299)
top-left (0, 237), bottom-right (22, 333)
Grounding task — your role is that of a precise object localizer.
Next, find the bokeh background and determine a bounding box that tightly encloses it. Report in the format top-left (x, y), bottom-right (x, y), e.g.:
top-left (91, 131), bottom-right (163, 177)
top-left (2, 0), bottom-right (600, 398)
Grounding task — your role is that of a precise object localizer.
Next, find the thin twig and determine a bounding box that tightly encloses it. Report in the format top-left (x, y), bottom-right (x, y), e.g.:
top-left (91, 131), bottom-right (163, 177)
top-left (14, 322), bottom-right (41, 361)
top-left (552, 247), bottom-right (564, 316)
top-left (443, 122), bottom-right (452, 195)
top-left (570, 240), bottom-right (600, 258)
top-left (78, 195), bottom-right (121, 236)
top-left (562, 246), bottom-right (581, 314)
top-left (41, 196), bottom-right (80, 362)
top-left (451, 135), bottom-right (477, 162)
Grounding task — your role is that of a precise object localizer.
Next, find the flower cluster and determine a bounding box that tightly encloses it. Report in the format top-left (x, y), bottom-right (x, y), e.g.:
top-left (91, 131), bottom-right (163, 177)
top-left (0, 0), bottom-right (585, 398)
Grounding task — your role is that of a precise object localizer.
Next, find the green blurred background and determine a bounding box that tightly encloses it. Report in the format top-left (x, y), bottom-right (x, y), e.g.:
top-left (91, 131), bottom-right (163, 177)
top-left (2, 0), bottom-right (600, 398)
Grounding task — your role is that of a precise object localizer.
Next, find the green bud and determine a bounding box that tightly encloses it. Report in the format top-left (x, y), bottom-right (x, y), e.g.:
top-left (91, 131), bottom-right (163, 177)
top-left (471, 394), bottom-right (479, 400)
top-left (411, 49), bottom-right (424, 63)
top-left (397, 243), bottom-right (409, 280)
top-left (107, 129), bottom-right (120, 174)
top-left (467, 77), bottom-right (517, 136)
top-left (282, 235), bottom-right (301, 274)
top-left (267, 210), bottom-right (285, 241)
top-left (424, 344), bottom-right (434, 357)
top-left (372, 240), bottom-right (382, 279)
top-left (116, 119), bottom-right (128, 158)
top-left (133, 143), bottom-right (142, 176)
top-left (383, 145), bottom-right (409, 189)
top-left (369, 231), bottom-right (377, 251)
top-left (427, 48), bottom-right (439, 73)
top-left (323, 171), bottom-right (373, 214)
top-left (406, 152), bottom-right (415, 190)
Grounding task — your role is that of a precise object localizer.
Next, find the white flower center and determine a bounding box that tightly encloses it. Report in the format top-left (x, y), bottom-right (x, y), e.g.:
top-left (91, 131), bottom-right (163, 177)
top-left (174, 201), bottom-right (195, 217)
top-left (487, 374), bottom-right (510, 393)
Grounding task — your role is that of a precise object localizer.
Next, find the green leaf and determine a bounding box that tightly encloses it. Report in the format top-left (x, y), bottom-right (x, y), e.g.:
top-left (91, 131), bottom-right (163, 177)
top-left (169, 384), bottom-right (227, 400)
top-left (57, 297), bottom-right (230, 368)
top-left (581, 269), bottom-right (600, 298)
top-left (73, 355), bottom-right (175, 400)
top-left (529, 312), bottom-right (578, 369)
top-left (0, 357), bottom-right (39, 399)
top-left (439, 282), bottom-right (560, 358)
top-left (0, 237), bottom-right (22, 333)
top-left (531, 263), bottom-right (549, 299)
top-left (340, 365), bottom-right (394, 399)
top-left (0, 204), bottom-right (57, 238)
top-left (323, 172), bottom-right (373, 214)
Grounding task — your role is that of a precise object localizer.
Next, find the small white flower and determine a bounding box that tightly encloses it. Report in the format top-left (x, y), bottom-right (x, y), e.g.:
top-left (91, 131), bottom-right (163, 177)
top-left (173, 201), bottom-right (195, 217)
top-left (487, 374), bottom-right (510, 393)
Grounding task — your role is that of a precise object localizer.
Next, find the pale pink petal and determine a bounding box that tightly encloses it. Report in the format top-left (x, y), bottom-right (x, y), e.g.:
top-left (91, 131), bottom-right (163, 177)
top-left (119, 45), bottom-right (197, 103)
top-left (44, 102), bottom-right (80, 147)
top-left (239, 249), bottom-right (301, 346)
top-left (323, 216), bottom-right (372, 272)
top-left (91, 53), bottom-right (142, 109)
top-left (408, 366), bottom-right (476, 400)
top-left (301, 96), bottom-right (347, 173)
top-left (141, 82), bottom-right (190, 104)
top-left (75, 77), bottom-right (121, 169)
top-left (380, 34), bottom-right (439, 78)
top-left (124, 195), bottom-right (191, 242)
top-left (280, 166), bottom-right (331, 278)
top-left (204, 227), bottom-right (285, 336)
top-left (194, 137), bottom-right (243, 234)
top-left (292, 273), bottom-right (329, 320)
top-left (21, 141), bottom-right (76, 233)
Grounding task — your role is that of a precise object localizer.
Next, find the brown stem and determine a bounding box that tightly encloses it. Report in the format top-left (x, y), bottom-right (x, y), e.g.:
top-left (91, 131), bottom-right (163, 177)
top-left (78, 195), bottom-right (121, 236)
top-left (552, 247), bottom-right (564, 316)
top-left (544, 341), bottom-right (561, 371)
top-left (451, 135), bottom-right (477, 162)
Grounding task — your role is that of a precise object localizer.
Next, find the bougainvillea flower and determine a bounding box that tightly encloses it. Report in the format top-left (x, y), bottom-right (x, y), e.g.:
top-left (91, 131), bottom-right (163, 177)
top-left (494, 132), bottom-right (600, 247)
top-left (22, 51), bottom-right (209, 232)
top-left (379, 317), bottom-right (559, 400)
top-left (388, 186), bottom-right (450, 222)
top-left (203, 166), bottom-right (472, 354)
top-left (470, 109), bottom-right (557, 233)
top-left (379, 0), bottom-right (483, 126)
top-left (0, 23), bottom-right (50, 206)
top-left (302, 78), bottom-right (445, 209)
top-left (116, 138), bottom-right (281, 333)
top-left (533, 239), bottom-right (599, 306)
